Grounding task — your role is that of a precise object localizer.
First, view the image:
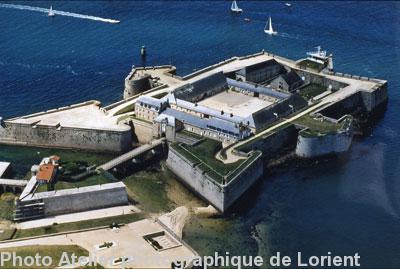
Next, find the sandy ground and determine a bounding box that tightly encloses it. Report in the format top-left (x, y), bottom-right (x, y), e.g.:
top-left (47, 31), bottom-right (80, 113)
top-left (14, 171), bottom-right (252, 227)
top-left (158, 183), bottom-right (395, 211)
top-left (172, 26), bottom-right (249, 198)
top-left (199, 91), bottom-right (272, 118)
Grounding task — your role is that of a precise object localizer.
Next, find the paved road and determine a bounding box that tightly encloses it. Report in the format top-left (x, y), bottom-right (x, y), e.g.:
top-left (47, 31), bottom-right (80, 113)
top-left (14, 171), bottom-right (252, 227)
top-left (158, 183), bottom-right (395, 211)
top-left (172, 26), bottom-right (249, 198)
top-left (0, 211), bottom-right (197, 269)
top-left (17, 205), bottom-right (140, 230)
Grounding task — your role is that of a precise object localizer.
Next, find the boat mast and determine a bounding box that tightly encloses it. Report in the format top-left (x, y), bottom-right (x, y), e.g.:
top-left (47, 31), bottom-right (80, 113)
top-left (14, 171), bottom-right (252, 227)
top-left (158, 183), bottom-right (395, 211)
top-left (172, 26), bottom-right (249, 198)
top-left (269, 17), bottom-right (273, 32)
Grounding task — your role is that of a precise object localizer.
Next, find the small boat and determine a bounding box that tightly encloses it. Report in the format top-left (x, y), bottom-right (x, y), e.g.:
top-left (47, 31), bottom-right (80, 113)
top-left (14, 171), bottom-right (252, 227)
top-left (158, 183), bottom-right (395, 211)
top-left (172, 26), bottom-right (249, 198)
top-left (244, 18), bottom-right (251, 22)
top-left (230, 0), bottom-right (243, 13)
top-left (306, 46), bottom-right (328, 64)
top-left (264, 16), bottom-right (277, 35)
top-left (285, 3), bottom-right (292, 7)
top-left (48, 5), bottom-right (55, 17)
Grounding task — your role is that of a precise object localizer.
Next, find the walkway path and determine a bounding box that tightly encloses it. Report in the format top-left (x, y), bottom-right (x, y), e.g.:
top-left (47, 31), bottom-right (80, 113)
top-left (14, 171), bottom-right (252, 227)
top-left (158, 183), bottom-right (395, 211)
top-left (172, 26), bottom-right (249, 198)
top-left (17, 205), bottom-right (140, 230)
top-left (97, 138), bottom-right (165, 171)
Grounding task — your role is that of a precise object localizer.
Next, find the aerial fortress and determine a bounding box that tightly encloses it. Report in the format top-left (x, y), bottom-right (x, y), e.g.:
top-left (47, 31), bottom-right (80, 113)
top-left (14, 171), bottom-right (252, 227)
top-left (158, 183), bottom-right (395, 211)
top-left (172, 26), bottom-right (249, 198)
top-left (0, 49), bottom-right (388, 212)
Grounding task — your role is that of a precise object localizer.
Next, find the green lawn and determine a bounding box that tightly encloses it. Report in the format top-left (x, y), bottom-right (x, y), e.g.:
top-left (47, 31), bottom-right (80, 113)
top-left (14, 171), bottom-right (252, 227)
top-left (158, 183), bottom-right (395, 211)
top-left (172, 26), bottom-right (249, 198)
top-left (298, 115), bottom-right (353, 137)
top-left (36, 173), bottom-right (112, 193)
top-left (0, 193), bottom-right (16, 221)
top-left (13, 213), bottom-right (146, 240)
top-left (123, 169), bottom-right (171, 213)
top-left (0, 245), bottom-right (103, 268)
top-left (171, 139), bottom-right (261, 183)
top-left (179, 130), bottom-right (203, 140)
top-left (299, 83), bottom-right (328, 100)
top-left (294, 114), bottom-right (342, 134)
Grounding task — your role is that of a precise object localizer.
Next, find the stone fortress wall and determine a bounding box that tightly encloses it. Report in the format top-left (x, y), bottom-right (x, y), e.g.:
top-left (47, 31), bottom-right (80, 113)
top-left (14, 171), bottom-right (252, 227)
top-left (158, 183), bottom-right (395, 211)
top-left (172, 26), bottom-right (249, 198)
top-left (0, 122), bottom-right (131, 152)
top-left (19, 182), bottom-right (129, 217)
top-left (0, 101), bottom-right (132, 152)
top-left (166, 146), bottom-right (263, 212)
top-left (295, 115), bottom-right (354, 158)
top-left (123, 65), bottom-right (177, 99)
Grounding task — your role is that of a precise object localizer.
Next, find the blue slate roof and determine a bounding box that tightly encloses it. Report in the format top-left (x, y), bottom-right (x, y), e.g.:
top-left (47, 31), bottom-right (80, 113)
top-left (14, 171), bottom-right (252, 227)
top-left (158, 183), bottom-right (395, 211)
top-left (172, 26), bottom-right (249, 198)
top-left (280, 70), bottom-right (303, 86)
top-left (236, 59), bottom-right (282, 76)
top-left (174, 72), bottom-right (227, 101)
top-left (137, 95), bottom-right (164, 107)
top-left (161, 108), bottom-right (244, 136)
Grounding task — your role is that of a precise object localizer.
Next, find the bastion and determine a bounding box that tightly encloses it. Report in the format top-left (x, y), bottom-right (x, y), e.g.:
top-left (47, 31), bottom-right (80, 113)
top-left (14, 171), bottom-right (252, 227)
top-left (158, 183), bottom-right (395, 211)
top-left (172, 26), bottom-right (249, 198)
top-left (0, 101), bottom-right (132, 152)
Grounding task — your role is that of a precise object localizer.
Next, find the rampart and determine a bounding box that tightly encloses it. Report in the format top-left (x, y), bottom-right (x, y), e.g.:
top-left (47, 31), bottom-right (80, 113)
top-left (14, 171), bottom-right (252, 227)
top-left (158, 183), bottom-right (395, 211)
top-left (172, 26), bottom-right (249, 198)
top-left (0, 122), bottom-right (131, 152)
top-left (295, 115), bottom-right (354, 158)
top-left (22, 182), bottom-right (129, 216)
top-left (166, 146), bottom-right (263, 212)
top-left (0, 101), bottom-right (132, 152)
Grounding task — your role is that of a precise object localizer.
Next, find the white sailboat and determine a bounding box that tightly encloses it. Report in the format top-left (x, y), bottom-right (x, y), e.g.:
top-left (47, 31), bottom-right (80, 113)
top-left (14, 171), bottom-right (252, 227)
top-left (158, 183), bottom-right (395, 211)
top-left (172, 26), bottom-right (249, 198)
top-left (48, 5), bottom-right (55, 17)
top-left (230, 0), bottom-right (243, 13)
top-left (264, 16), bottom-right (277, 35)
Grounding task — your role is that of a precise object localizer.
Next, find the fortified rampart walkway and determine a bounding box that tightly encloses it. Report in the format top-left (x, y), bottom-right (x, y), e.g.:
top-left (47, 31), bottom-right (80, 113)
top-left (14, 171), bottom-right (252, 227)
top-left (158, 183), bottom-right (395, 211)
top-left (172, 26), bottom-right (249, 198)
top-left (106, 50), bottom-right (384, 120)
top-left (97, 138), bottom-right (165, 171)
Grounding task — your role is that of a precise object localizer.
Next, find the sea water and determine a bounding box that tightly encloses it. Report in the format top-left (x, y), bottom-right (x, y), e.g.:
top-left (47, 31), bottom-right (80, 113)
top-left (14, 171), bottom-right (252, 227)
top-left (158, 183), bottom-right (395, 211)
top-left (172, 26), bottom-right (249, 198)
top-left (1, 1), bottom-right (399, 267)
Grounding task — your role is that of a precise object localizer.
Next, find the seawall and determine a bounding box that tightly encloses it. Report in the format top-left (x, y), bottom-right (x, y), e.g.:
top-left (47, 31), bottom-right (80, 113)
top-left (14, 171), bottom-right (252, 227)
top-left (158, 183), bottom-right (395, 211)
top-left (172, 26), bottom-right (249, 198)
top-left (317, 82), bottom-right (388, 118)
top-left (22, 182), bottom-right (129, 216)
top-left (0, 122), bottom-right (132, 153)
top-left (166, 146), bottom-right (263, 213)
top-left (295, 129), bottom-right (353, 158)
top-left (295, 115), bottom-right (354, 158)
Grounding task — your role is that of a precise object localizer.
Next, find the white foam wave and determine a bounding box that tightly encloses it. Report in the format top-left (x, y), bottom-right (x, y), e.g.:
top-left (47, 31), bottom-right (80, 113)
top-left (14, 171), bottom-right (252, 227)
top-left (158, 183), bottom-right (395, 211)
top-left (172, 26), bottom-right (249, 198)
top-left (0, 3), bottom-right (120, 24)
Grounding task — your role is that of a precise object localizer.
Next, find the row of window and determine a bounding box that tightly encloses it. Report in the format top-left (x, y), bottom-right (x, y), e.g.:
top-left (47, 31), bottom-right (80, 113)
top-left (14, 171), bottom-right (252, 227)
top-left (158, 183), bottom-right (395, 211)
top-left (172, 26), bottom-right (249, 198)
top-left (185, 126), bottom-right (238, 140)
top-left (206, 125), bottom-right (239, 137)
top-left (139, 102), bottom-right (160, 111)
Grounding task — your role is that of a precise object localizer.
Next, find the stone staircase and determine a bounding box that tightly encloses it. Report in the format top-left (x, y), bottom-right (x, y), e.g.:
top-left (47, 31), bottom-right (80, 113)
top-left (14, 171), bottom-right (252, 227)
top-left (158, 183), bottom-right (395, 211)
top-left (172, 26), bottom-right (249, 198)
top-left (14, 198), bottom-right (45, 222)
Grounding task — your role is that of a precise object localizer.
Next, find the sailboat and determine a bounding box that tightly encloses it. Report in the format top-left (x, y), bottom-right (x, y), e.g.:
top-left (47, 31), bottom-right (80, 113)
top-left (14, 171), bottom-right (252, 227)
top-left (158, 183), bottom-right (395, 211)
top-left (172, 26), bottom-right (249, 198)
top-left (264, 16), bottom-right (277, 35)
top-left (48, 5), bottom-right (55, 17)
top-left (230, 0), bottom-right (243, 13)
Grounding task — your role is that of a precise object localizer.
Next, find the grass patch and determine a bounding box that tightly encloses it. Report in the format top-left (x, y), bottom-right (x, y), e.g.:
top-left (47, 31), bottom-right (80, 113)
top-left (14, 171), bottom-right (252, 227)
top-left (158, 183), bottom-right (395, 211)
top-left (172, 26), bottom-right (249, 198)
top-left (299, 83), bottom-right (327, 100)
top-left (297, 115), bottom-right (353, 137)
top-left (0, 228), bottom-right (16, 241)
top-left (124, 169), bottom-right (171, 213)
top-left (294, 114), bottom-right (341, 134)
top-left (35, 173), bottom-right (111, 193)
top-left (171, 139), bottom-right (260, 183)
top-left (179, 130), bottom-right (203, 140)
top-left (0, 193), bottom-right (16, 220)
top-left (0, 245), bottom-right (103, 268)
top-left (13, 213), bottom-right (146, 240)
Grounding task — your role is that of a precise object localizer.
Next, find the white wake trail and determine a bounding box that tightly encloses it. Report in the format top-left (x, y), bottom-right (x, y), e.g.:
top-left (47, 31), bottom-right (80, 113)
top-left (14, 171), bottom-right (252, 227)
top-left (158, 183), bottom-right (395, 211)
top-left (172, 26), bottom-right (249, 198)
top-left (0, 3), bottom-right (120, 24)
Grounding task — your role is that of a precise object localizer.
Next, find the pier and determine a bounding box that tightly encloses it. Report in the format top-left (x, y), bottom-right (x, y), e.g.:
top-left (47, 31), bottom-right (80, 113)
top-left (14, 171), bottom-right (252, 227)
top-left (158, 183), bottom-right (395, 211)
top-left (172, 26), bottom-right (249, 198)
top-left (97, 138), bottom-right (165, 171)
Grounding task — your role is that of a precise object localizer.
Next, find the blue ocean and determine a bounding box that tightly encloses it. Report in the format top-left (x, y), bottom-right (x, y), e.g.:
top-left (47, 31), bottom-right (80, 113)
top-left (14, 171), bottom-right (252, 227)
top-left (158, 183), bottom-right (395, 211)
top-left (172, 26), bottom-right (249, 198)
top-left (0, 1), bottom-right (400, 268)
